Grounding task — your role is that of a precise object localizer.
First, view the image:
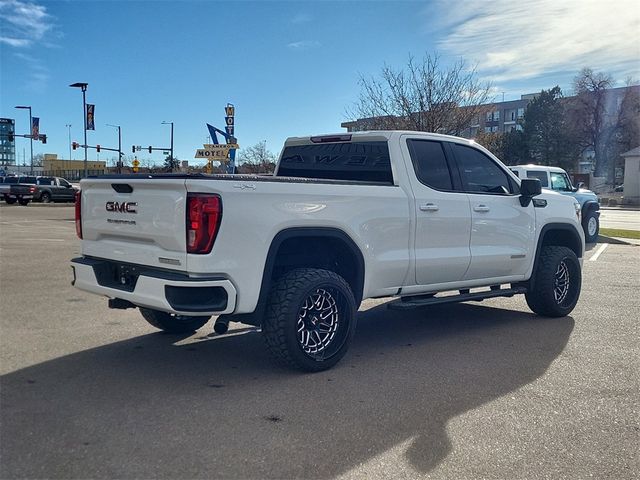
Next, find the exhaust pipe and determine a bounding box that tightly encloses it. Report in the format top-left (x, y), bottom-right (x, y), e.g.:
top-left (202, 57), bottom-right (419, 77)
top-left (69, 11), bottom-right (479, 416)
top-left (108, 298), bottom-right (136, 310)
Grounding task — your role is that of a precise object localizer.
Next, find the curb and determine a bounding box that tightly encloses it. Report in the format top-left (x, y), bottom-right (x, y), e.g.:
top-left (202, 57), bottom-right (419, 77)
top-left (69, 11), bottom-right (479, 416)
top-left (597, 235), bottom-right (632, 245)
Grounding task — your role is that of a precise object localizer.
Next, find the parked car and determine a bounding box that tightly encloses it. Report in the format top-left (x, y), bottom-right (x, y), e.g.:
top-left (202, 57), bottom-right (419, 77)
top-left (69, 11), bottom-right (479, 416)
top-left (509, 165), bottom-right (600, 243)
top-left (17, 176), bottom-right (78, 203)
top-left (72, 131), bottom-right (585, 371)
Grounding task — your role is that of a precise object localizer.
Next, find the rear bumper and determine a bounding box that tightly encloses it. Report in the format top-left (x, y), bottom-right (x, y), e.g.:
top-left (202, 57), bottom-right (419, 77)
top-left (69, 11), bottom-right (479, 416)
top-left (71, 257), bottom-right (237, 316)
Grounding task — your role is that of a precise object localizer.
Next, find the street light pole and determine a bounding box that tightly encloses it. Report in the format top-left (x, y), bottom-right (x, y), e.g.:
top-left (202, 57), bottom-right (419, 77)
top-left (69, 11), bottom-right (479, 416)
top-left (69, 83), bottom-right (88, 178)
top-left (106, 124), bottom-right (122, 173)
top-left (65, 124), bottom-right (72, 160)
top-left (14, 105), bottom-right (33, 174)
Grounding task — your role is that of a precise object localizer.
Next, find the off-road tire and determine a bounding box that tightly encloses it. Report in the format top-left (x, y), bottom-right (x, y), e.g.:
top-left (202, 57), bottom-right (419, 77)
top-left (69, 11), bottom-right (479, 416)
top-left (139, 308), bottom-right (210, 333)
top-left (17, 198), bottom-right (30, 206)
top-left (262, 268), bottom-right (357, 372)
top-left (40, 192), bottom-right (51, 203)
top-left (525, 246), bottom-right (581, 317)
top-left (582, 211), bottom-right (599, 243)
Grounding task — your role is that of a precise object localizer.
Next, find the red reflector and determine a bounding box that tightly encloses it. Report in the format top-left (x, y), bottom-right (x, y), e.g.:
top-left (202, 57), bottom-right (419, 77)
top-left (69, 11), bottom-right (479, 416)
top-left (186, 194), bottom-right (222, 254)
top-left (75, 191), bottom-right (82, 239)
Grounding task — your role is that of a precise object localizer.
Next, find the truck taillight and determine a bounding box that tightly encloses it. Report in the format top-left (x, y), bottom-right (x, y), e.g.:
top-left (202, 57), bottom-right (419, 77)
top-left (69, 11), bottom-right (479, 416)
top-left (75, 191), bottom-right (82, 238)
top-left (186, 194), bottom-right (222, 254)
top-left (29, 186), bottom-right (36, 193)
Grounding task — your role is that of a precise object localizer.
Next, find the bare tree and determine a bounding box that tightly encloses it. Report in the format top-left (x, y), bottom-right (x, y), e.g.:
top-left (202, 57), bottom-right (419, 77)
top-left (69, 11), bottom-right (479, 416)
top-left (236, 141), bottom-right (277, 174)
top-left (348, 53), bottom-right (493, 135)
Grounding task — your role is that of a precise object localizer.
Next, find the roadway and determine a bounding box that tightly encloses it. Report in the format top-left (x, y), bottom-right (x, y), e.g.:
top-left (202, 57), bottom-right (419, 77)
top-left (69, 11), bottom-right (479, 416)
top-left (1, 206), bottom-right (638, 479)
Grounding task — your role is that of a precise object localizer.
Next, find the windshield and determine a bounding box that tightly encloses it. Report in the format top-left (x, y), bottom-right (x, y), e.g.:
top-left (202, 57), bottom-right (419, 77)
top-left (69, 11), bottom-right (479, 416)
top-left (550, 172), bottom-right (573, 191)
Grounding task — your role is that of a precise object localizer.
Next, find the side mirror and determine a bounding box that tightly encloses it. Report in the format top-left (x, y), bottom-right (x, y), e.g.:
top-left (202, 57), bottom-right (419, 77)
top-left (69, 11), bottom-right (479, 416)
top-left (519, 178), bottom-right (542, 207)
top-left (576, 182), bottom-right (585, 190)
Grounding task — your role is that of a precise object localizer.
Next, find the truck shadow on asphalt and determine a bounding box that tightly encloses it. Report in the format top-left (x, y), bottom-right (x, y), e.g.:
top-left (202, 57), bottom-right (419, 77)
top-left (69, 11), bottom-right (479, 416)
top-left (1, 302), bottom-right (573, 479)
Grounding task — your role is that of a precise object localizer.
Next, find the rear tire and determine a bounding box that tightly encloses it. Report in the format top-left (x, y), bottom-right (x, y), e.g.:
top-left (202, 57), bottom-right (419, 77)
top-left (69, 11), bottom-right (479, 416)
top-left (139, 308), bottom-right (210, 333)
top-left (525, 246), bottom-right (581, 317)
top-left (582, 211), bottom-right (599, 243)
top-left (17, 198), bottom-right (30, 206)
top-left (4, 196), bottom-right (16, 204)
top-left (40, 192), bottom-right (51, 203)
top-left (262, 268), bottom-right (357, 372)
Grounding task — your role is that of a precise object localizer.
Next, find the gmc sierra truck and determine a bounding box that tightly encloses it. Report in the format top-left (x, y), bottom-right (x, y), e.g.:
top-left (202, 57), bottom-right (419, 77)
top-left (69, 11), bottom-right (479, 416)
top-left (71, 131), bottom-right (585, 371)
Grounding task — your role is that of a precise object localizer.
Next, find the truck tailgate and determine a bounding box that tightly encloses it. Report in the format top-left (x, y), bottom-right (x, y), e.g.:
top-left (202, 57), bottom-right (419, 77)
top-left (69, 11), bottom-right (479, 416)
top-left (80, 178), bottom-right (188, 271)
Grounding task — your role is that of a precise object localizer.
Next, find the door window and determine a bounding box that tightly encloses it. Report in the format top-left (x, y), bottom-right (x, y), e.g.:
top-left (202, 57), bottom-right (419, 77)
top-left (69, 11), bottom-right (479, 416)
top-left (407, 140), bottom-right (453, 191)
top-left (453, 144), bottom-right (513, 194)
top-left (526, 170), bottom-right (549, 187)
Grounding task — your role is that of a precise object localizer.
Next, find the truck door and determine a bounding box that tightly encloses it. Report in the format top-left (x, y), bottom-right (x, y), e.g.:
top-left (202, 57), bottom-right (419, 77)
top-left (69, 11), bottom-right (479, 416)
top-left (449, 143), bottom-right (534, 280)
top-left (401, 136), bottom-right (472, 285)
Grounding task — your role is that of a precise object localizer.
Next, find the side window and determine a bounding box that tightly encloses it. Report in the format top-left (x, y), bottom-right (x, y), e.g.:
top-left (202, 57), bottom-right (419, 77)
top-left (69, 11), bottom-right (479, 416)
top-left (526, 170), bottom-right (549, 187)
top-left (550, 172), bottom-right (571, 191)
top-left (453, 144), bottom-right (513, 194)
top-left (407, 139), bottom-right (453, 191)
top-left (59, 179), bottom-right (70, 187)
top-left (510, 169), bottom-right (520, 178)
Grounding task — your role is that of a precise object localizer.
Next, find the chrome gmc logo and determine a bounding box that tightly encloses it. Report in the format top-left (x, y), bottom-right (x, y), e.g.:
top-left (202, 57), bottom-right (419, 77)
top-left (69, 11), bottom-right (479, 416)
top-left (106, 201), bottom-right (137, 213)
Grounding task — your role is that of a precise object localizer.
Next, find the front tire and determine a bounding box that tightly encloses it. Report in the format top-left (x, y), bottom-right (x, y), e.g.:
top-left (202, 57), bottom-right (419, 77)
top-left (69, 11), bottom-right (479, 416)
top-left (263, 268), bottom-right (357, 372)
top-left (525, 246), bottom-right (581, 317)
top-left (582, 211), bottom-right (599, 243)
top-left (139, 308), bottom-right (210, 333)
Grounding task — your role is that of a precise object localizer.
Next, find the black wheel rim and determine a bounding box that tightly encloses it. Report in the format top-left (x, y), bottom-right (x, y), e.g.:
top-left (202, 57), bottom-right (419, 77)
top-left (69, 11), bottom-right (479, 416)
top-left (553, 260), bottom-right (570, 304)
top-left (296, 287), bottom-right (349, 360)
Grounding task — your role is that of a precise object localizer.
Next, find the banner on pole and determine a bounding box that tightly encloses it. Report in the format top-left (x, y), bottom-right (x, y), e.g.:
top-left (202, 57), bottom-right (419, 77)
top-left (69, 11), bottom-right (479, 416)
top-left (86, 104), bottom-right (95, 130)
top-left (31, 117), bottom-right (40, 138)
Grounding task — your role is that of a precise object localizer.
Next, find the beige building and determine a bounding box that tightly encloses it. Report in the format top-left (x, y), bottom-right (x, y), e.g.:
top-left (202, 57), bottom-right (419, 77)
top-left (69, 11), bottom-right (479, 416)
top-left (42, 154), bottom-right (107, 180)
top-left (620, 147), bottom-right (640, 205)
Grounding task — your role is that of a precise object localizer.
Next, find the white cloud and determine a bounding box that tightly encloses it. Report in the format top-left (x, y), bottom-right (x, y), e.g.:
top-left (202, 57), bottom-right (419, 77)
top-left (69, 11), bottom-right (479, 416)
top-left (437, 0), bottom-right (640, 82)
top-left (0, 0), bottom-right (54, 48)
top-left (287, 40), bottom-right (321, 50)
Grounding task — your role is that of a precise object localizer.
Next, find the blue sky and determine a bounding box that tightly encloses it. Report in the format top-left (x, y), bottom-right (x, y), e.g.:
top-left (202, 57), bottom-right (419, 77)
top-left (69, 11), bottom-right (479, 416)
top-left (1, 0), bottom-right (639, 166)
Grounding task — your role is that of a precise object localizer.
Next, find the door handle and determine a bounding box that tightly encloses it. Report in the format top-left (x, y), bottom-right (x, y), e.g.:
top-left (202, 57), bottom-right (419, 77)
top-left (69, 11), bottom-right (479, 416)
top-left (473, 205), bottom-right (490, 212)
top-left (420, 203), bottom-right (439, 212)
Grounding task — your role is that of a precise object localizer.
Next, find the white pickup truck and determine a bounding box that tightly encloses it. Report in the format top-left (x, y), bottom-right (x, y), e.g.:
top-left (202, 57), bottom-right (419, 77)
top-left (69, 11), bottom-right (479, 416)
top-left (72, 131), bottom-right (584, 371)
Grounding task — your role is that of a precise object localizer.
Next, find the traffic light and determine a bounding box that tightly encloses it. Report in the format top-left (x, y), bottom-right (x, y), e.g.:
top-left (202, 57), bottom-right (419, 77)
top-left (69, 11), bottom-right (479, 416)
top-left (96, 144), bottom-right (101, 153)
top-left (132, 145), bottom-right (136, 153)
top-left (7, 132), bottom-right (14, 142)
top-left (72, 141), bottom-right (78, 150)
top-left (148, 146), bottom-right (152, 153)
top-left (41, 134), bottom-right (47, 144)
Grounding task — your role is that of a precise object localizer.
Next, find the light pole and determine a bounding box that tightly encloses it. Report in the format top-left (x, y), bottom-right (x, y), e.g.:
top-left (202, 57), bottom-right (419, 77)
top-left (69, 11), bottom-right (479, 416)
top-left (69, 82), bottom-right (88, 178)
top-left (65, 124), bottom-right (72, 160)
top-left (14, 105), bottom-right (33, 174)
top-left (161, 121), bottom-right (174, 170)
top-left (106, 124), bottom-right (122, 173)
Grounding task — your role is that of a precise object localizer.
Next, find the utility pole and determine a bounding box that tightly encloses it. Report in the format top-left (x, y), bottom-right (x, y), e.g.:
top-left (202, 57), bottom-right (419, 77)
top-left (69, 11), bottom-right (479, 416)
top-left (70, 83), bottom-right (89, 177)
top-left (66, 124), bottom-right (72, 160)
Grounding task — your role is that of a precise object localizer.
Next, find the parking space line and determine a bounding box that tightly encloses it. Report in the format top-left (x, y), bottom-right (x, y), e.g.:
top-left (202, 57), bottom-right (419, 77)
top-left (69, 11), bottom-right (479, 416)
top-left (589, 243), bottom-right (608, 262)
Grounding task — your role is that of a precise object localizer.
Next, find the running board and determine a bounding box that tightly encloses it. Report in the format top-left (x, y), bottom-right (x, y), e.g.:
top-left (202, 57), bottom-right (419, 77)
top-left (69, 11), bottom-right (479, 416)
top-left (387, 286), bottom-right (527, 310)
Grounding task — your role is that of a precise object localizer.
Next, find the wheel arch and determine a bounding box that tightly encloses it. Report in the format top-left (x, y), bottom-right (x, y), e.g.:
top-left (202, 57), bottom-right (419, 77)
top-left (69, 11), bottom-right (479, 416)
top-left (529, 223), bottom-right (583, 289)
top-left (227, 227), bottom-right (366, 326)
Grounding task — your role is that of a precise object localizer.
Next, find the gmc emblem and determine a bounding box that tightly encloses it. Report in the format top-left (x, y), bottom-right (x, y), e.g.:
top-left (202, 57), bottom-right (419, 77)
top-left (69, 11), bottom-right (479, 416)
top-left (106, 201), bottom-right (138, 213)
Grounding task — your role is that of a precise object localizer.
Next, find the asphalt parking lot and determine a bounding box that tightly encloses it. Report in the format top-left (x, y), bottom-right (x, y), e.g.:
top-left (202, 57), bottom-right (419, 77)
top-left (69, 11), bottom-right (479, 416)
top-left (1, 206), bottom-right (639, 479)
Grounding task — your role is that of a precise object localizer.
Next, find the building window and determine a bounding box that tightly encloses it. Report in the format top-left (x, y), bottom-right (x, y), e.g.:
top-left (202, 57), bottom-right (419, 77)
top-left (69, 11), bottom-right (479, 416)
top-left (517, 108), bottom-right (525, 119)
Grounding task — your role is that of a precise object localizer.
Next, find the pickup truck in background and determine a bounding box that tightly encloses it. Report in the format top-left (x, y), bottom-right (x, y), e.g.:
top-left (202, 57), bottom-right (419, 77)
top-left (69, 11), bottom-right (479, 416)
top-left (72, 131), bottom-right (585, 371)
top-left (0, 176), bottom-right (35, 205)
top-left (17, 175), bottom-right (78, 203)
top-left (509, 165), bottom-right (600, 243)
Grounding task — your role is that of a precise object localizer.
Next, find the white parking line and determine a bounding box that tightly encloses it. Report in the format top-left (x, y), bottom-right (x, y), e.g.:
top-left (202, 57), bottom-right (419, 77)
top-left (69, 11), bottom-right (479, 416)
top-left (589, 243), bottom-right (609, 262)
